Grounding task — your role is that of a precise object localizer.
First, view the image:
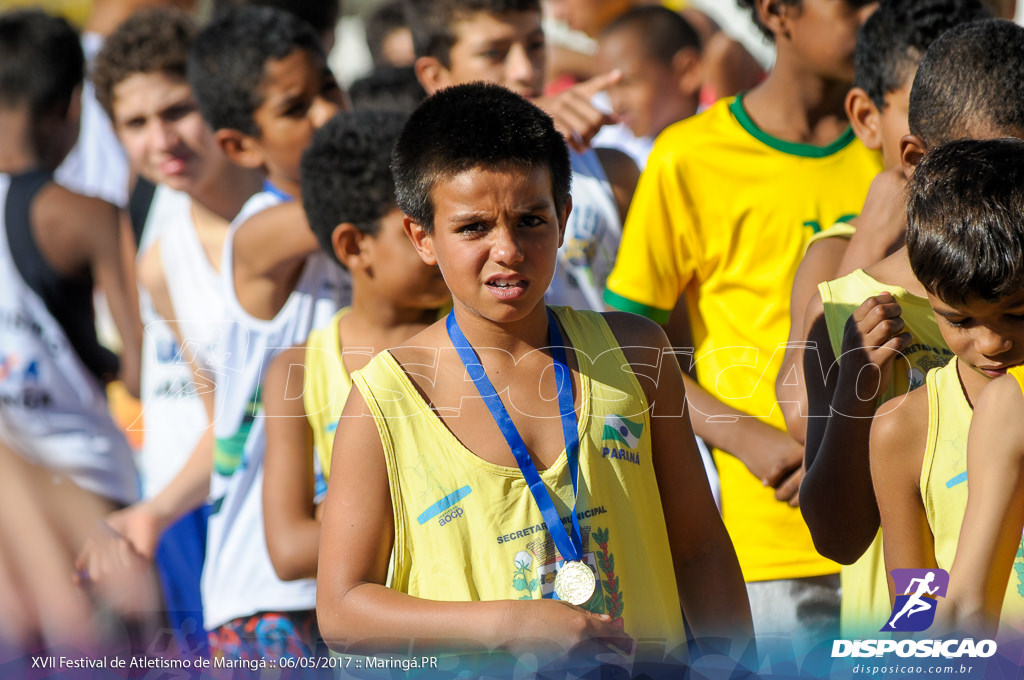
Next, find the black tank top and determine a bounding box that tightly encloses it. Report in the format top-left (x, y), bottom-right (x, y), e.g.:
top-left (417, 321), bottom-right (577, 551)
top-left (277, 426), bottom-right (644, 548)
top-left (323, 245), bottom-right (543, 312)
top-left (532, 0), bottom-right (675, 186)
top-left (5, 169), bottom-right (119, 383)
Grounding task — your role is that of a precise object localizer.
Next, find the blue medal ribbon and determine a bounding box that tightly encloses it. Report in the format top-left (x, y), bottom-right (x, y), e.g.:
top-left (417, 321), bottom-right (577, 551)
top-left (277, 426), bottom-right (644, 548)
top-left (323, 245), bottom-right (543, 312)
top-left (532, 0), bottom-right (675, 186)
top-left (262, 180), bottom-right (293, 203)
top-left (446, 308), bottom-right (584, 565)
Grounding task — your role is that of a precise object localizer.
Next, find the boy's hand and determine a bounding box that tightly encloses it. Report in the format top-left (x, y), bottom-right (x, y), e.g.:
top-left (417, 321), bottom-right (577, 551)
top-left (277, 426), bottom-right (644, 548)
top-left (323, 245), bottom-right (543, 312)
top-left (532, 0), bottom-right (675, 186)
top-left (773, 462), bottom-right (805, 507)
top-left (505, 598), bottom-right (635, 657)
top-left (73, 520), bottom-right (161, 618)
top-left (747, 430), bottom-right (804, 498)
top-left (102, 502), bottom-right (164, 560)
top-left (839, 293), bottom-right (911, 405)
top-left (533, 70), bottom-right (621, 152)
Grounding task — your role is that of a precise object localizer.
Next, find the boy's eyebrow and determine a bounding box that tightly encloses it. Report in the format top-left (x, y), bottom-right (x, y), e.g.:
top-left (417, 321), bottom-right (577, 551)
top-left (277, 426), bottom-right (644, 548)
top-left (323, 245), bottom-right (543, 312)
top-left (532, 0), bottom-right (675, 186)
top-left (445, 201), bottom-right (554, 223)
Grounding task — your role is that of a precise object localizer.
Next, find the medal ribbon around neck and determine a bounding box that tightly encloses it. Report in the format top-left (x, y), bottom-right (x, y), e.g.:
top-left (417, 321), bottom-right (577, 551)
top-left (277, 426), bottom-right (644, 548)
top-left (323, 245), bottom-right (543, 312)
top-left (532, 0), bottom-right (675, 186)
top-left (446, 308), bottom-right (585, 568)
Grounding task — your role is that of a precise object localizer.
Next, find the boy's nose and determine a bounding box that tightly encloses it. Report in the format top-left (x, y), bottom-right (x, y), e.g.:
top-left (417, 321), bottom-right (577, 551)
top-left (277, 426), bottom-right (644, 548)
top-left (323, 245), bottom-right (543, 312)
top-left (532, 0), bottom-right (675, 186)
top-left (505, 44), bottom-right (538, 94)
top-left (310, 96), bottom-right (340, 128)
top-left (978, 327), bottom-right (1013, 357)
top-left (153, 119), bottom-right (179, 151)
top-left (491, 226), bottom-right (525, 266)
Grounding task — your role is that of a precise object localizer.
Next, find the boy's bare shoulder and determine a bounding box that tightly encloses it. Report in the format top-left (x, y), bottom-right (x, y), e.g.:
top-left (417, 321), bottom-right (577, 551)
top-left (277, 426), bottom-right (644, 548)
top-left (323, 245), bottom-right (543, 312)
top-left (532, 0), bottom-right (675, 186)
top-left (601, 311), bottom-right (669, 349)
top-left (36, 183), bottom-right (118, 235)
top-left (384, 319), bottom-right (448, 367)
top-left (870, 382), bottom-right (930, 472)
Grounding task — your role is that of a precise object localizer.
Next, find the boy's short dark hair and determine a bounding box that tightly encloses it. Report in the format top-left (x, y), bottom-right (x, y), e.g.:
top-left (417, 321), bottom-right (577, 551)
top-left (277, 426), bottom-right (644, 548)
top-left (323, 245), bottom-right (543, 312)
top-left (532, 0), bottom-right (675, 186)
top-left (301, 110), bottom-right (407, 267)
top-left (907, 137), bottom-right (1024, 305)
top-left (602, 6), bottom-right (701, 62)
top-left (188, 6), bottom-right (324, 136)
top-left (0, 10), bottom-right (83, 118)
top-left (366, 0), bottom-right (409, 67)
top-left (909, 19), bottom-right (1024, 146)
top-left (211, 0), bottom-right (340, 39)
top-left (854, 0), bottom-right (990, 111)
top-left (92, 8), bottom-right (197, 121)
top-left (391, 82), bottom-right (570, 233)
top-left (348, 66), bottom-right (426, 113)
top-left (405, 0), bottom-right (541, 66)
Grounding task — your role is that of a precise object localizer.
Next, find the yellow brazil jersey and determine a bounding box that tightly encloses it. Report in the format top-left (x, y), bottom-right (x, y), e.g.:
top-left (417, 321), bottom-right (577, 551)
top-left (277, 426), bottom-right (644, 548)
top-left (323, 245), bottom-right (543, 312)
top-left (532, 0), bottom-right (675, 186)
top-left (605, 94), bottom-right (882, 582)
top-left (924, 358), bottom-right (1024, 632)
top-left (350, 307), bottom-right (687, 658)
top-left (818, 268), bottom-right (953, 636)
top-left (303, 308), bottom-right (353, 482)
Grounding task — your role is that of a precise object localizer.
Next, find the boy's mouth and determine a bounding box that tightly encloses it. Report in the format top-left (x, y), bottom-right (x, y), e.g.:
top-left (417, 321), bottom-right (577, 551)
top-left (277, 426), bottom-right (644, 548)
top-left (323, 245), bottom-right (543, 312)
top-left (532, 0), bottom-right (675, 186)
top-left (485, 278), bottom-right (528, 300)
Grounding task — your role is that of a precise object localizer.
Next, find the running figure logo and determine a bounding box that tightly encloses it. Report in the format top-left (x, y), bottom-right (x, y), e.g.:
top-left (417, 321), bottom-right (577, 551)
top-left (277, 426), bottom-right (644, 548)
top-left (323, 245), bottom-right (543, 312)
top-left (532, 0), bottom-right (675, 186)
top-left (881, 568), bottom-right (949, 632)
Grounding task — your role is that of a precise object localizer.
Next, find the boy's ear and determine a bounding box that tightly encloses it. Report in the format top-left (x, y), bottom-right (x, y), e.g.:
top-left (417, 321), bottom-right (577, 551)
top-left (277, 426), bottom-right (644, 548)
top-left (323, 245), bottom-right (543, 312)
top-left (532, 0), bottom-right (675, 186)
top-left (672, 47), bottom-right (703, 97)
top-left (215, 128), bottom-right (266, 170)
top-left (759, 0), bottom-right (795, 41)
top-left (404, 216), bottom-right (438, 266)
top-left (846, 87), bottom-right (882, 151)
top-left (414, 56), bottom-right (451, 96)
top-left (331, 223), bottom-right (367, 270)
top-left (557, 195), bottom-right (573, 248)
top-left (900, 134), bottom-right (928, 179)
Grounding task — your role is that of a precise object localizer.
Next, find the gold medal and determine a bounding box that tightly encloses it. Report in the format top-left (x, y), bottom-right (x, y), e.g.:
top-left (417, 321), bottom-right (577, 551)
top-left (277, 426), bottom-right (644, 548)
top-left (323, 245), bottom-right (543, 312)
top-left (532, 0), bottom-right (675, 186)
top-left (554, 560), bottom-right (596, 606)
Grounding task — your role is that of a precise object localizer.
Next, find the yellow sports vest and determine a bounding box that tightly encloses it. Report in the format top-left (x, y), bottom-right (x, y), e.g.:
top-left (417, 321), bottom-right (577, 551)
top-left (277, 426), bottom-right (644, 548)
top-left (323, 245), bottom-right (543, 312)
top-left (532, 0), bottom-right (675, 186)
top-left (303, 308), bottom-right (353, 482)
top-left (350, 307), bottom-right (687, 655)
top-left (605, 94), bottom-right (882, 581)
top-left (924, 358), bottom-right (1024, 631)
top-left (819, 268), bottom-right (953, 636)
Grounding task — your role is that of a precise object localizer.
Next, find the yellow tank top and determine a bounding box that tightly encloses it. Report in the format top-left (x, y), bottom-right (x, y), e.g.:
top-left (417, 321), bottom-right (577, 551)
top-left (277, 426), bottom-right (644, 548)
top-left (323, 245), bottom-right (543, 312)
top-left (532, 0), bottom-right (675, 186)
top-left (350, 307), bottom-right (687, 654)
top-left (924, 358), bottom-right (1024, 631)
top-left (303, 308), bottom-right (352, 482)
top-left (818, 269), bottom-right (953, 636)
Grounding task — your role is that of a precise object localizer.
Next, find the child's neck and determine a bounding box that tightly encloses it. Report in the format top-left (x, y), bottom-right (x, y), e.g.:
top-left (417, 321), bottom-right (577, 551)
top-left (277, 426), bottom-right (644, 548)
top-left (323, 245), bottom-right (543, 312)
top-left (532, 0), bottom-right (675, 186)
top-left (741, 61), bottom-right (852, 147)
top-left (265, 174), bottom-right (301, 203)
top-left (0, 109), bottom-right (44, 174)
top-left (189, 164), bottom-right (262, 223)
top-left (450, 303), bottom-right (552, 358)
top-left (957, 357), bottom-right (992, 410)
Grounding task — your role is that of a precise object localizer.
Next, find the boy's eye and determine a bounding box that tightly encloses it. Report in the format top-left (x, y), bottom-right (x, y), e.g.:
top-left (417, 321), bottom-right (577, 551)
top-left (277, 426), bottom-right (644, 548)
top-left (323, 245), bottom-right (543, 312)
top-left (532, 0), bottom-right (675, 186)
top-left (283, 100), bottom-right (311, 118)
top-left (945, 318), bottom-right (969, 329)
top-left (479, 47), bottom-right (508, 62)
top-left (520, 215), bottom-right (546, 227)
top-left (456, 222), bottom-right (486, 234)
top-left (163, 103), bottom-right (194, 122)
top-left (121, 116), bottom-right (145, 130)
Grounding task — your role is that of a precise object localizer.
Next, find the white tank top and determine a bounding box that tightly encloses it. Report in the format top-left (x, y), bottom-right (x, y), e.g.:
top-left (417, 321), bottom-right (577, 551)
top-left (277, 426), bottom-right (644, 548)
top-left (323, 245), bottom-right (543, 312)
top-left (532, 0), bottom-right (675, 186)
top-left (136, 185), bottom-right (225, 498)
top-left (547, 149), bottom-right (623, 311)
top-left (203, 190), bottom-right (351, 629)
top-left (0, 174), bottom-right (138, 504)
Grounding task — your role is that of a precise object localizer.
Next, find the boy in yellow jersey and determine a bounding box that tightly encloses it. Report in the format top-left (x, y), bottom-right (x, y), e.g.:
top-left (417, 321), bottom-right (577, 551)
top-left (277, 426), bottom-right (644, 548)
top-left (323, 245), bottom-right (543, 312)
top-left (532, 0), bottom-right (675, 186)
top-left (604, 0), bottom-right (879, 649)
top-left (872, 137), bottom-right (1024, 634)
top-left (796, 18), bottom-right (1024, 636)
top-left (316, 83), bottom-right (753, 674)
top-left (262, 110), bottom-right (449, 582)
top-left (776, 0), bottom-right (991, 444)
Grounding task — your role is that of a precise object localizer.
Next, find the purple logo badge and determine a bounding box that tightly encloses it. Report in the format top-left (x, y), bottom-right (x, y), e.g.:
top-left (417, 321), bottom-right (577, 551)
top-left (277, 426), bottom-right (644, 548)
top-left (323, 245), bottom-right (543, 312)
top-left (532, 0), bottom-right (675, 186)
top-left (881, 568), bottom-right (949, 632)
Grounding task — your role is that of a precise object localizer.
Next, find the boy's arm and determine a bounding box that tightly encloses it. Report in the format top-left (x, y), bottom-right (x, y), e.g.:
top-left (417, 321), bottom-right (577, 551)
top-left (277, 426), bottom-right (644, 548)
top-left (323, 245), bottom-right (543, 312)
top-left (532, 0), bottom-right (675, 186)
top-left (608, 313), bottom-right (753, 646)
top-left (775, 238), bottom-right (851, 443)
top-left (50, 189), bottom-right (144, 397)
top-left (944, 375), bottom-right (1024, 635)
top-left (316, 388), bottom-right (631, 655)
top-left (231, 202), bottom-right (321, 320)
top-left (870, 388), bottom-right (934, 602)
top-left (593, 148), bottom-right (639, 224)
top-left (800, 292), bottom-right (909, 563)
top-left (262, 347), bottom-right (321, 581)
